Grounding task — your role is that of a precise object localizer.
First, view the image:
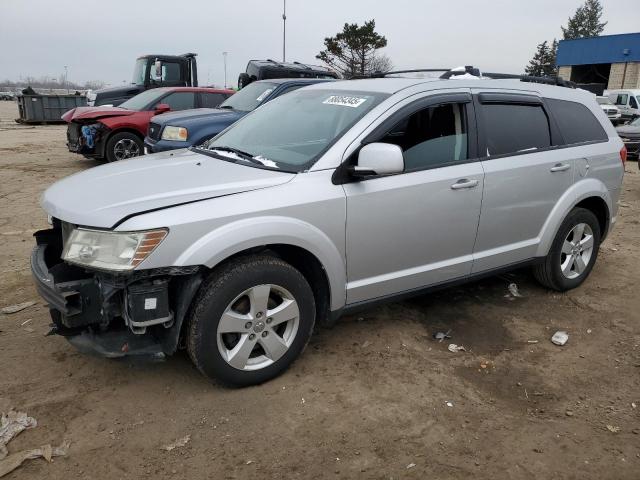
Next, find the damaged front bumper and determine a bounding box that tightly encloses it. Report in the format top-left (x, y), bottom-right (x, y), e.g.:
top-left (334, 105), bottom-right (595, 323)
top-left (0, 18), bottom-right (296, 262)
top-left (31, 225), bottom-right (203, 358)
top-left (66, 122), bottom-right (108, 158)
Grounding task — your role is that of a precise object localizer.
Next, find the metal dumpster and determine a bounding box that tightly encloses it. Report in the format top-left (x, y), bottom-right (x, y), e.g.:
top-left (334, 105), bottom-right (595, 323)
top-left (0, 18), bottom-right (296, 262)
top-left (16, 94), bottom-right (87, 124)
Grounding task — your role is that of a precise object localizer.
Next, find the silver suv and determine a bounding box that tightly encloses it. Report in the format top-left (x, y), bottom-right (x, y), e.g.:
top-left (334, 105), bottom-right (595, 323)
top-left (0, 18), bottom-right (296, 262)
top-left (32, 76), bottom-right (626, 386)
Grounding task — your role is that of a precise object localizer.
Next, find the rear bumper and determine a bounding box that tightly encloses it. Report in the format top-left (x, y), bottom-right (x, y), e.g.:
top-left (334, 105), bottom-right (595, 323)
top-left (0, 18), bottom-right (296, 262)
top-left (30, 227), bottom-right (203, 358)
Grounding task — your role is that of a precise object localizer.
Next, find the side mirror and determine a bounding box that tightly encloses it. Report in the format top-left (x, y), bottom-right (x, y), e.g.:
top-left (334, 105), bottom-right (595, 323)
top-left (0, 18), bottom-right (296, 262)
top-left (352, 143), bottom-right (404, 177)
top-left (155, 103), bottom-right (171, 114)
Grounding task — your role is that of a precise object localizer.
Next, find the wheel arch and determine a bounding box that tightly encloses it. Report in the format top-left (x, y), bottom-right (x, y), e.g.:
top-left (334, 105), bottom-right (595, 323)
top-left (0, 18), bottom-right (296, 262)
top-left (174, 216), bottom-right (347, 312)
top-left (207, 244), bottom-right (333, 327)
top-left (536, 178), bottom-right (612, 257)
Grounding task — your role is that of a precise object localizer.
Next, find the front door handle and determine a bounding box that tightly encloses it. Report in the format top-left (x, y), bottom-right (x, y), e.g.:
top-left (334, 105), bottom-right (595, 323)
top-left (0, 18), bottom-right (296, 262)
top-left (450, 179), bottom-right (479, 190)
top-left (550, 163), bottom-right (571, 172)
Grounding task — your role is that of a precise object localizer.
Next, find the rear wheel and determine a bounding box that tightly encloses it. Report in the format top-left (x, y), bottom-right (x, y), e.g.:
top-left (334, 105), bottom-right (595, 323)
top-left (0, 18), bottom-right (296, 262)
top-left (533, 207), bottom-right (601, 291)
top-left (105, 132), bottom-right (143, 162)
top-left (187, 256), bottom-right (316, 386)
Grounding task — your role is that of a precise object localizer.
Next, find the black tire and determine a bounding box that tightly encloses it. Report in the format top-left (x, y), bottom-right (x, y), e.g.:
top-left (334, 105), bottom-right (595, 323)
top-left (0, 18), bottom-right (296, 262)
top-left (187, 255), bottom-right (316, 387)
top-left (533, 207), bottom-right (601, 291)
top-left (105, 132), bottom-right (143, 162)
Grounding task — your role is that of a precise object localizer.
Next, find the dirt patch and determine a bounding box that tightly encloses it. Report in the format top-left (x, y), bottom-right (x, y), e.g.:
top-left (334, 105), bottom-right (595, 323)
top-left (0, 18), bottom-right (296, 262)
top-left (0, 101), bottom-right (639, 479)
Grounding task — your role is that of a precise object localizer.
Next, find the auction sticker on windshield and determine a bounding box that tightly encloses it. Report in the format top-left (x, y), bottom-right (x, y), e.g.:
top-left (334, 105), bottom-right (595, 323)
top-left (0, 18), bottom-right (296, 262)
top-left (323, 95), bottom-right (368, 108)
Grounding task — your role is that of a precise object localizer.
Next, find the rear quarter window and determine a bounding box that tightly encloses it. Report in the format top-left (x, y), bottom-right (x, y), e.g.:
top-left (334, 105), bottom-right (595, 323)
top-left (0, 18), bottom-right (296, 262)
top-left (546, 99), bottom-right (608, 145)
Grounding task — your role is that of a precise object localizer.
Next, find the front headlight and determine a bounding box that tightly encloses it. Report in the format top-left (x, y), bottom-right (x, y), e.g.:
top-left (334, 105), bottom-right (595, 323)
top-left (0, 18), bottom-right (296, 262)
top-left (62, 228), bottom-right (168, 271)
top-left (161, 126), bottom-right (188, 141)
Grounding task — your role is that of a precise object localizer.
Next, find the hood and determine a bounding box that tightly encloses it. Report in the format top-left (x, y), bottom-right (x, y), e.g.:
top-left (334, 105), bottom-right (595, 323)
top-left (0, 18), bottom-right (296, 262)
top-left (94, 84), bottom-right (144, 102)
top-left (41, 148), bottom-right (295, 228)
top-left (151, 108), bottom-right (245, 128)
top-left (616, 124), bottom-right (640, 136)
top-left (62, 106), bottom-right (135, 123)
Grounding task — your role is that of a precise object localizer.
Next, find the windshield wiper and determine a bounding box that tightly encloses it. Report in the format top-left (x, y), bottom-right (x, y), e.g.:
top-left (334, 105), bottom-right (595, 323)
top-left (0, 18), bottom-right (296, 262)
top-left (207, 146), bottom-right (267, 166)
top-left (218, 105), bottom-right (234, 110)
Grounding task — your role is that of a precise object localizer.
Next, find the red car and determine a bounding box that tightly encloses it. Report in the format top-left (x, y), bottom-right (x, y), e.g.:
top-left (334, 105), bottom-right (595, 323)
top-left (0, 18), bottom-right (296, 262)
top-left (62, 87), bottom-right (234, 162)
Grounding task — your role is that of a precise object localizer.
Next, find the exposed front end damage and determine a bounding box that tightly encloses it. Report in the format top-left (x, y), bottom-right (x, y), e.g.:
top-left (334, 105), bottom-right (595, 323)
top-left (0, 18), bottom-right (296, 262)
top-left (31, 222), bottom-right (203, 358)
top-left (66, 121), bottom-right (109, 158)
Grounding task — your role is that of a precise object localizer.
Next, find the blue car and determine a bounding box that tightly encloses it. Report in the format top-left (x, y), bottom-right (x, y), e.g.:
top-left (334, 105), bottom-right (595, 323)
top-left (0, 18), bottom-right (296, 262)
top-left (144, 78), bottom-right (334, 154)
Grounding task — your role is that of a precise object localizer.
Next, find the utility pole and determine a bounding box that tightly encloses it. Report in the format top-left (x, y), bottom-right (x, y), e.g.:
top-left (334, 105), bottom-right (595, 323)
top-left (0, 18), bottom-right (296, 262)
top-left (223, 52), bottom-right (228, 88)
top-left (64, 65), bottom-right (68, 93)
top-left (282, 0), bottom-right (286, 62)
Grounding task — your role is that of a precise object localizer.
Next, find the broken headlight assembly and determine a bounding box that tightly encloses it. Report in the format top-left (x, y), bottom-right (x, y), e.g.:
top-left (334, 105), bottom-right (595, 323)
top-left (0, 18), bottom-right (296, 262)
top-left (62, 228), bottom-right (168, 272)
top-left (161, 126), bottom-right (188, 141)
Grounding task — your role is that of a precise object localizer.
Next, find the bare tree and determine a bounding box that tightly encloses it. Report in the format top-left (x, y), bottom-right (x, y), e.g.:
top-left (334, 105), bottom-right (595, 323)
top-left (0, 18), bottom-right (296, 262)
top-left (367, 54), bottom-right (393, 75)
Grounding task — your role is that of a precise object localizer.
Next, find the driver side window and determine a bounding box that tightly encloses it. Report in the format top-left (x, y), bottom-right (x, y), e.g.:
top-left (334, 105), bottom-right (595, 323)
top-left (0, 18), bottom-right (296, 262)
top-left (378, 103), bottom-right (468, 172)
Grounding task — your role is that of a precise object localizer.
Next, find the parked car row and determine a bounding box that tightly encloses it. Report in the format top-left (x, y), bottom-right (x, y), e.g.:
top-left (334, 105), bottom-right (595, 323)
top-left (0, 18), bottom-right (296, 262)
top-left (63, 87), bottom-right (234, 162)
top-left (38, 72), bottom-right (625, 386)
top-left (144, 78), bottom-right (333, 154)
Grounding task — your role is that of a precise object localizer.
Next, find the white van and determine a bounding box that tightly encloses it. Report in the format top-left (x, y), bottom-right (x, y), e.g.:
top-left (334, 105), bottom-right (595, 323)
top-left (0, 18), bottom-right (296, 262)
top-left (605, 89), bottom-right (640, 121)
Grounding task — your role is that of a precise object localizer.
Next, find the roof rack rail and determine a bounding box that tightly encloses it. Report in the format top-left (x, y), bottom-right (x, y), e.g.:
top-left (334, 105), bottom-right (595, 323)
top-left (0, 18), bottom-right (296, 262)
top-left (293, 61), bottom-right (313, 70)
top-left (368, 68), bottom-right (453, 78)
top-left (360, 65), bottom-right (576, 88)
top-left (481, 71), bottom-right (576, 88)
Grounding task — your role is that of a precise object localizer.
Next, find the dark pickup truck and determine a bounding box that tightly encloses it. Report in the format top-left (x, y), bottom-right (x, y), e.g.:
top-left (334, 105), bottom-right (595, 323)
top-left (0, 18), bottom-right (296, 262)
top-left (144, 78), bottom-right (333, 154)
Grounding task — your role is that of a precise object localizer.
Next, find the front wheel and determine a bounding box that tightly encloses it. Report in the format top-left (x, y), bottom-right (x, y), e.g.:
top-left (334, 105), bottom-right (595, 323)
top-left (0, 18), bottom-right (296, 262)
top-left (105, 132), bottom-right (143, 162)
top-left (533, 207), bottom-right (601, 291)
top-left (187, 256), bottom-right (316, 386)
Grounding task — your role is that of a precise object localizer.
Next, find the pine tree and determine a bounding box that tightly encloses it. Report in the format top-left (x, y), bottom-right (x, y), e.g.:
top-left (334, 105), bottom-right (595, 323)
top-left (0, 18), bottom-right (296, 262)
top-left (525, 39), bottom-right (558, 77)
top-left (317, 20), bottom-right (389, 78)
top-left (561, 0), bottom-right (607, 40)
top-left (549, 39), bottom-right (559, 75)
top-left (524, 40), bottom-right (549, 77)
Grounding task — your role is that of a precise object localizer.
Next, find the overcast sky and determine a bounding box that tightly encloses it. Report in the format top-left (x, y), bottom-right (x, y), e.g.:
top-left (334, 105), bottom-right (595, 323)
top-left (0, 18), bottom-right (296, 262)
top-left (1, 0), bottom-right (638, 88)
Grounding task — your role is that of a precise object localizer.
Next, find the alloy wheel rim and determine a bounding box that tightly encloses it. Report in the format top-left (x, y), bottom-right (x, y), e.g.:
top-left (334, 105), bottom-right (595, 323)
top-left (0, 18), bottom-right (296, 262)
top-left (560, 223), bottom-right (594, 279)
top-left (113, 139), bottom-right (140, 160)
top-left (216, 284), bottom-right (300, 371)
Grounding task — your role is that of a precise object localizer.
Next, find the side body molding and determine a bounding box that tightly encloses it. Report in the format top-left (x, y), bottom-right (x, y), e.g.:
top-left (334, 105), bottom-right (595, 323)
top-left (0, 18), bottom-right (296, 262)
top-left (535, 177), bottom-right (614, 258)
top-left (175, 216), bottom-right (347, 310)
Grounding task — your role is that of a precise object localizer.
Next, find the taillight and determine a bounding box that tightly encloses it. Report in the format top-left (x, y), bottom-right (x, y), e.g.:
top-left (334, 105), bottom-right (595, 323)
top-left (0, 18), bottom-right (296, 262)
top-left (620, 146), bottom-right (627, 166)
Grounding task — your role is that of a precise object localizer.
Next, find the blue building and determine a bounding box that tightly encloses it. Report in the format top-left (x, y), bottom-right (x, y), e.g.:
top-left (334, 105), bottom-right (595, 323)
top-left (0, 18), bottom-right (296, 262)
top-left (556, 32), bottom-right (640, 93)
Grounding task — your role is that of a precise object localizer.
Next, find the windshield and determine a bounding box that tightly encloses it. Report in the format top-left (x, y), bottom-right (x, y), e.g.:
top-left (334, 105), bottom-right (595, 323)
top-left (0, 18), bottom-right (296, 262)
top-left (118, 89), bottom-right (167, 111)
top-left (132, 58), bottom-right (147, 85)
top-left (218, 82), bottom-right (278, 112)
top-left (201, 89), bottom-right (389, 171)
top-left (596, 97), bottom-right (611, 105)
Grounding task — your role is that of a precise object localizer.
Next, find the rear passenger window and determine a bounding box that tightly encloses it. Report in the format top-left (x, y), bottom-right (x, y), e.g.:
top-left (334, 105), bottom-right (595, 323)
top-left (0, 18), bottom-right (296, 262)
top-left (547, 99), bottom-right (607, 145)
top-left (379, 103), bottom-right (468, 171)
top-left (480, 104), bottom-right (551, 156)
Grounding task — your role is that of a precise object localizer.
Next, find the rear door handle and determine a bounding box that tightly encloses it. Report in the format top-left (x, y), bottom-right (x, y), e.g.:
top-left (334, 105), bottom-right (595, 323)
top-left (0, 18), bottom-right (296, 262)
top-left (450, 179), bottom-right (479, 190)
top-left (550, 163), bottom-right (571, 172)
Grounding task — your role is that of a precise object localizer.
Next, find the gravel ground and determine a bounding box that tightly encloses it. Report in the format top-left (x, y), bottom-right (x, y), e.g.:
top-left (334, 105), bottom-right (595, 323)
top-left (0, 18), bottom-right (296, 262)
top-left (0, 101), bottom-right (639, 479)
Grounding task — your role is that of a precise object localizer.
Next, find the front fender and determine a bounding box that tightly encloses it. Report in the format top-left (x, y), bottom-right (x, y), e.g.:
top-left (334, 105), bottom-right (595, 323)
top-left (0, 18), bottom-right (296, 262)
top-left (175, 216), bottom-right (347, 310)
top-left (535, 178), bottom-right (613, 257)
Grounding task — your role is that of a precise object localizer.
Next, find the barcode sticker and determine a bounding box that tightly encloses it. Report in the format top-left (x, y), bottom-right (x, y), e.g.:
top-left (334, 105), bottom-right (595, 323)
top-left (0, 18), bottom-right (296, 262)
top-left (144, 298), bottom-right (157, 310)
top-left (323, 95), bottom-right (367, 108)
